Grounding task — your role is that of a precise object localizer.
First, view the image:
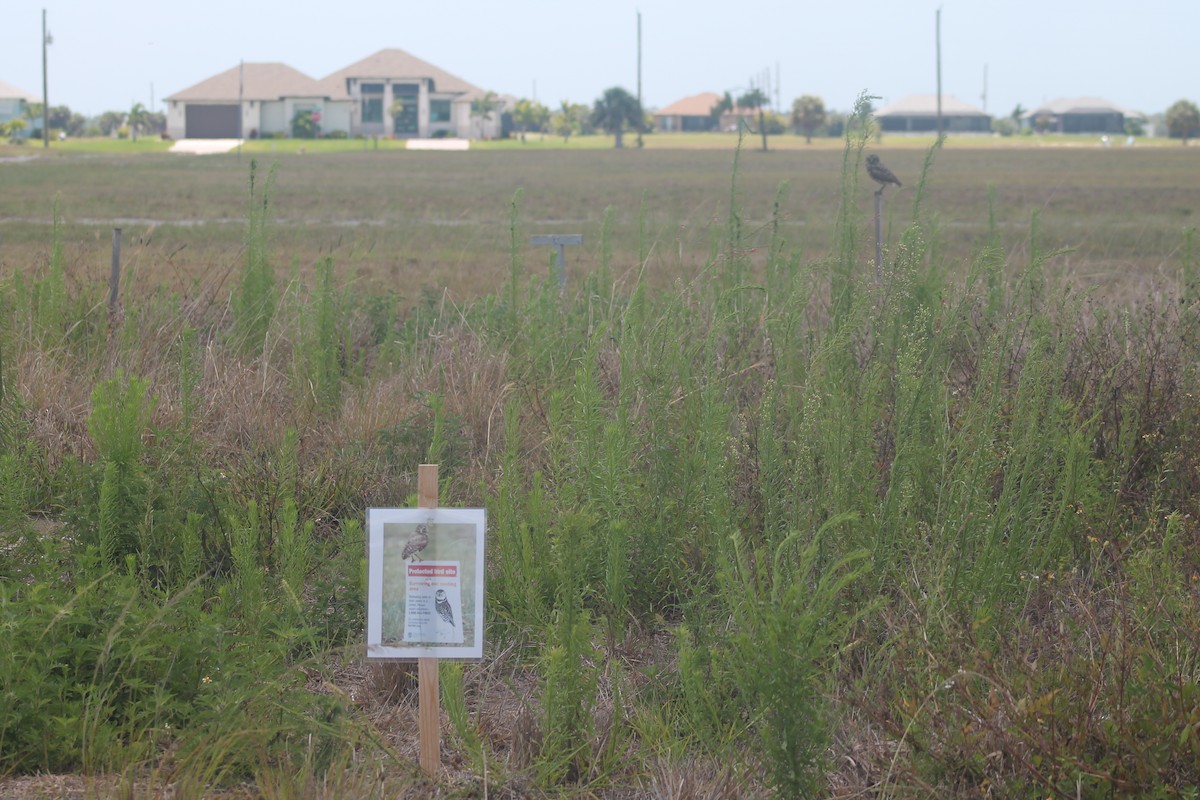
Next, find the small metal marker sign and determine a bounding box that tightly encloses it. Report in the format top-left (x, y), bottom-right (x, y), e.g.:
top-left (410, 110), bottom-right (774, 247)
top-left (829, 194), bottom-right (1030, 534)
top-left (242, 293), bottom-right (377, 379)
top-left (531, 234), bottom-right (582, 290)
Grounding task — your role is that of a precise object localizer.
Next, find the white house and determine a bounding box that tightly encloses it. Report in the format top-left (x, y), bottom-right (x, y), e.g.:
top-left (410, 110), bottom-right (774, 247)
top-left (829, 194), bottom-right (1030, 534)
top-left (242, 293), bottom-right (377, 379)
top-left (319, 49), bottom-right (501, 139)
top-left (164, 49), bottom-right (503, 140)
top-left (164, 63), bottom-right (335, 140)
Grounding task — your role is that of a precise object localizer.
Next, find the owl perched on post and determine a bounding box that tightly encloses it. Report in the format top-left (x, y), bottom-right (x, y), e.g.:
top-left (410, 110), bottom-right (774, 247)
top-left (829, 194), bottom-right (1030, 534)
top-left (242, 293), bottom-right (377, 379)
top-left (866, 154), bottom-right (903, 190)
top-left (402, 523), bottom-right (430, 562)
top-left (434, 589), bottom-right (455, 627)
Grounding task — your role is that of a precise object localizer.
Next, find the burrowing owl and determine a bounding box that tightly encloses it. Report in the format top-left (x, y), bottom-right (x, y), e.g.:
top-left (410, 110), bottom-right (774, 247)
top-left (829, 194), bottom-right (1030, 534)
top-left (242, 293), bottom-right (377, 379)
top-left (434, 588), bottom-right (455, 627)
top-left (401, 523), bottom-right (429, 562)
top-left (866, 154), bottom-right (902, 190)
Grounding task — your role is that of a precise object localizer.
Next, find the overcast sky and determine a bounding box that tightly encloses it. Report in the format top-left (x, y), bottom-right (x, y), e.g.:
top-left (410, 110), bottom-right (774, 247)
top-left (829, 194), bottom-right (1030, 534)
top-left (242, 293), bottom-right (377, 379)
top-left (1, 0), bottom-right (1193, 119)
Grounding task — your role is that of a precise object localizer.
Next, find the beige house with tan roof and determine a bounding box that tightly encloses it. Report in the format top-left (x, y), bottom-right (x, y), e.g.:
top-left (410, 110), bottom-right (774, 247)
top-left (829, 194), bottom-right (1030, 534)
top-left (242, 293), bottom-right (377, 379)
top-left (165, 63), bottom-right (335, 140)
top-left (165, 49), bottom-right (501, 140)
top-left (319, 49), bottom-right (491, 139)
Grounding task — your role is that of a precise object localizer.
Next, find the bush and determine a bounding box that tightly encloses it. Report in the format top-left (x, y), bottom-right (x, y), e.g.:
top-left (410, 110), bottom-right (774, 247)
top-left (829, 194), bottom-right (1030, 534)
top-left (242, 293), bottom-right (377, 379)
top-left (325, 129), bottom-right (348, 139)
top-left (291, 110), bottom-right (316, 140)
top-left (992, 117), bottom-right (1017, 137)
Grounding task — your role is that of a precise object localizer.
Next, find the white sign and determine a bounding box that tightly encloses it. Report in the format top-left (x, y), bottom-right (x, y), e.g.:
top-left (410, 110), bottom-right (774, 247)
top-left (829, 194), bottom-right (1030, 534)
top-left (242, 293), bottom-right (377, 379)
top-left (366, 507), bottom-right (485, 659)
top-left (403, 561), bottom-right (463, 644)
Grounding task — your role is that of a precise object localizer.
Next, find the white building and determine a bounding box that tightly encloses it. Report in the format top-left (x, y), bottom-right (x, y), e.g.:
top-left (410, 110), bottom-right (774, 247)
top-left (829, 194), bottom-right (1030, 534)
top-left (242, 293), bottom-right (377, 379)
top-left (165, 50), bottom-right (503, 140)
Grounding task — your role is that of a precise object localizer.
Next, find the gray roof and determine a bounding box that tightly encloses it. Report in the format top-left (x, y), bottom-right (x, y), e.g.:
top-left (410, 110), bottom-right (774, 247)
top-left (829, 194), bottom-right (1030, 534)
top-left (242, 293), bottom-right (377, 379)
top-left (0, 80), bottom-right (38, 102)
top-left (164, 63), bottom-right (328, 102)
top-left (876, 94), bottom-right (988, 117)
top-left (319, 48), bottom-right (484, 100)
top-left (1023, 97), bottom-right (1143, 119)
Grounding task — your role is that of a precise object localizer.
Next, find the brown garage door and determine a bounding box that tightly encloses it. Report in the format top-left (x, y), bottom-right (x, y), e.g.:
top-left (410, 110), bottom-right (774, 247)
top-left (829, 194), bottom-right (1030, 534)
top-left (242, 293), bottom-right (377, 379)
top-left (185, 105), bottom-right (240, 138)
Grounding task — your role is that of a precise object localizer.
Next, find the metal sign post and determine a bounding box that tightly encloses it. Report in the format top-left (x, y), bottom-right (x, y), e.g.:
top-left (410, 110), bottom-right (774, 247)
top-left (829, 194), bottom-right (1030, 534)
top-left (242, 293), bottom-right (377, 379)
top-left (531, 234), bottom-right (582, 292)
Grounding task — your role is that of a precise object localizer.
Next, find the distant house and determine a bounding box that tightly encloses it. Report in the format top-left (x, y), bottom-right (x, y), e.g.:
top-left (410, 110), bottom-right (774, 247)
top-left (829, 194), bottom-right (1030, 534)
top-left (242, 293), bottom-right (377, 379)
top-left (876, 94), bottom-right (991, 133)
top-left (1021, 97), bottom-right (1141, 134)
top-left (164, 49), bottom-right (502, 140)
top-left (319, 49), bottom-right (497, 139)
top-left (655, 92), bottom-right (722, 132)
top-left (653, 91), bottom-right (762, 133)
top-left (0, 80), bottom-right (37, 126)
top-left (164, 63), bottom-right (333, 139)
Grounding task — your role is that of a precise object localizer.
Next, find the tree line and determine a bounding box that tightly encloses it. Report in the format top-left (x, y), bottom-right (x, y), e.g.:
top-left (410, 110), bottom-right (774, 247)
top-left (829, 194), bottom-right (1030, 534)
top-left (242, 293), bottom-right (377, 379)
top-left (473, 86), bottom-right (841, 150)
top-left (2, 101), bottom-right (165, 142)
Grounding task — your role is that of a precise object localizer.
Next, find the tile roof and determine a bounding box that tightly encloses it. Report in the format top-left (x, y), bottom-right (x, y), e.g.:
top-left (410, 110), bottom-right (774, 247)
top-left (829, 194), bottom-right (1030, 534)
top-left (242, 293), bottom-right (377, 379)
top-left (319, 49), bottom-right (483, 100)
top-left (0, 80), bottom-right (38, 102)
top-left (876, 94), bottom-right (988, 117)
top-left (1023, 97), bottom-right (1142, 118)
top-left (655, 92), bottom-right (724, 117)
top-left (164, 63), bottom-right (327, 102)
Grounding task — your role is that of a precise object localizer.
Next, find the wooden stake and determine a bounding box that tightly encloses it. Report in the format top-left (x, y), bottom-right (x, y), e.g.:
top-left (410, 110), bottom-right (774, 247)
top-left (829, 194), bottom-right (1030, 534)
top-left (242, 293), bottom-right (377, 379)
top-left (417, 463), bottom-right (440, 777)
top-left (108, 228), bottom-right (122, 316)
top-left (873, 189), bottom-right (883, 283)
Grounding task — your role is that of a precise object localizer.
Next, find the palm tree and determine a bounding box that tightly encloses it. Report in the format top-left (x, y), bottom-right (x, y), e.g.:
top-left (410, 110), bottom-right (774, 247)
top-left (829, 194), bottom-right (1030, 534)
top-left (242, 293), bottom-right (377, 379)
top-left (709, 92), bottom-right (733, 131)
top-left (470, 91), bottom-right (498, 139)
top-left (554, 100), bottom-right (578, 143)
top-left (791, 95), bottom-right (826, 144)
top-left (128, 103), bottom-right (148, 142)
top-left (1010, 103), bottom-right (1027, 132)
top-left (737, 88), bottom-right (770, 152)
top-left (591, 87), bottom-right (642, 149)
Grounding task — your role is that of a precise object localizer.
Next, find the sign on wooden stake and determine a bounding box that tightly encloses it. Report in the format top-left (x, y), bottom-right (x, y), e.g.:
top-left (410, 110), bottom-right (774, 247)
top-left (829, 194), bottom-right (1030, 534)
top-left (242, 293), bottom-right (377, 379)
top-left (366, 465), bottom-right (486, 776)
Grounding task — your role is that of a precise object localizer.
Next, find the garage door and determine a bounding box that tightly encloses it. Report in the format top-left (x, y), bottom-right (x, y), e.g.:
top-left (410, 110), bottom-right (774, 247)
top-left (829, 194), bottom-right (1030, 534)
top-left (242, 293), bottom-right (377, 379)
top-left (185, 105), bottom-right (240, 138)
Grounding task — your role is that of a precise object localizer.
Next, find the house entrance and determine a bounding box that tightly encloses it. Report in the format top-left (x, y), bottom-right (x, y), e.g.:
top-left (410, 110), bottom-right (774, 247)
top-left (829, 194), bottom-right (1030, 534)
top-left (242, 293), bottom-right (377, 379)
top-left (393, 84), bottom-right (419, 136)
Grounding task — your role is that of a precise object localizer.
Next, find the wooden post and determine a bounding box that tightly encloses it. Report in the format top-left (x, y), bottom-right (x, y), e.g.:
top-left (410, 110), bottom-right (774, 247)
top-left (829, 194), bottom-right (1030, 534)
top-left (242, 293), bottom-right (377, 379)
top-left (417, 463), bottom-right (440, 777)
top-left (108, 228), bottom-right (122, 315)
top-left (873, 190), bottom-right (883, 283)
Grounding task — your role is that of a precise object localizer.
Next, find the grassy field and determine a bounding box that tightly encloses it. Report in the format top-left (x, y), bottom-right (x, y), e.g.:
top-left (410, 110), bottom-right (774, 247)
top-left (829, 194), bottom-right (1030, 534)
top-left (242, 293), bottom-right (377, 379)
top-left (1, 127), bottom-right (1200, 798)
top-left (2, 137), bottom-right (1197, 308)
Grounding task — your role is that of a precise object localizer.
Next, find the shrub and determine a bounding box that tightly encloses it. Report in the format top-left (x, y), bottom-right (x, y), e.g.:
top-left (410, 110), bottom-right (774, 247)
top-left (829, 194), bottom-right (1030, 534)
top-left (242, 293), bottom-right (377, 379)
top-left (291, 110), bottom-right (317, 140)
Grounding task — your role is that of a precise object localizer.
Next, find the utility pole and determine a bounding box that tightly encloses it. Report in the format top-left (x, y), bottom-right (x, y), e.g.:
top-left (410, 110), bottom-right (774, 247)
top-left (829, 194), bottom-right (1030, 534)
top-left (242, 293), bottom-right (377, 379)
top-left (935, 7), bottom-right (943, 138)
top-left (636, 10), bottom-right (643, 148)
top-left (981, 64), bottom-right (987, 114)
top-left (42, 8), bottom-right (51, 148)
top-left (237, 60), bottom-right (244, 161)
top-left (775, 61), bottom-right (781, 110)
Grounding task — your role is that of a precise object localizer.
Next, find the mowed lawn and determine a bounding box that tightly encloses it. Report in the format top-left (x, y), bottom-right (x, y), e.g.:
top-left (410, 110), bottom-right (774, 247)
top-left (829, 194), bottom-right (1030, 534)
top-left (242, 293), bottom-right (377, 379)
top-left (1, 140), bottom-right (1197, 303)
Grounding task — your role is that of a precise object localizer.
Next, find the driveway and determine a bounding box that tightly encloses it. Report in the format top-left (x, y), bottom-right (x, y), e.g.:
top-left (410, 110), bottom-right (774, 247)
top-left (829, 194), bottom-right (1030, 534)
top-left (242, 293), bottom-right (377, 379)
top-left (169, 139), bottom-right (242, 155)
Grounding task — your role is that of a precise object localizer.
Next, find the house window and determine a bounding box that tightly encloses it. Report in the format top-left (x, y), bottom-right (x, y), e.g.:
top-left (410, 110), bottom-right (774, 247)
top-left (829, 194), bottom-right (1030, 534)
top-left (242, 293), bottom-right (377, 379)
top-left (362, 98), bottom-right (383, 123)
top-left (393, 98), bottom-right (418, 134)
top-left (361, 83), bottom-right (384, 124)
top-left (430, 100), bottom-right (451, 123)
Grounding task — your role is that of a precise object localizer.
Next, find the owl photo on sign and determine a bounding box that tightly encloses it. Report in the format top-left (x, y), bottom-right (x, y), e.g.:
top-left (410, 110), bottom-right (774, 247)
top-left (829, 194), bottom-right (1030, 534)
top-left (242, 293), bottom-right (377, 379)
top-left (402, 523), bottom-right (430, 562)
top-left (435, 588), bottom-right (456, 628)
